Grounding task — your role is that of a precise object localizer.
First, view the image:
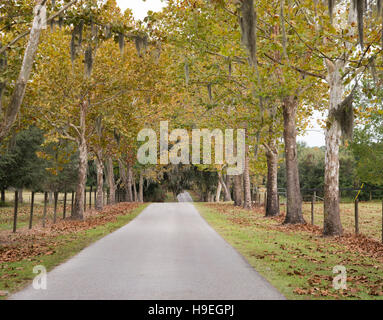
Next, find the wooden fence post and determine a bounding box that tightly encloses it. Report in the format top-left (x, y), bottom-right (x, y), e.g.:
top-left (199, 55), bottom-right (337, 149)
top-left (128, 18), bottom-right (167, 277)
top-left (84, 189), bottom-right (86, 211)
top-left (42, 192), bottom-right (48, 227)
top-left (53, 191), bottom-right (58, 224)
top-left (355, 198), bottom-right (359, 235)
top-left (12, 191), bottom-right (19, 233)
top-left (71, 192), bottom-right (74, 215)
top-left (63, 192), bottom-right (67, 219)
top-left (29, 191), bottom-right (35, 229)
top-left (89, 185), bottom-right (92, 209)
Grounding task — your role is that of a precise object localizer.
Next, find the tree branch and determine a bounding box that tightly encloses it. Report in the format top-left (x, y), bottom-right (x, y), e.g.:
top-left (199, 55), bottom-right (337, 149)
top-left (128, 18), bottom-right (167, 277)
top-left (0, 0), bottom-right (78, 55)
top-left (263, 52), bottom-right (326, 80)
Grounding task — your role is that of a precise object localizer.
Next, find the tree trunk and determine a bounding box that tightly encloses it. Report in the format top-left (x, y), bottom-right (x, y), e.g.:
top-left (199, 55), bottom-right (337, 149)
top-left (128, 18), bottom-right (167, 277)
top-left (266, 144), bottom-right (280, 217)
top-left (0, 2), bottom-right (45, 141)
top-left (72, 100), bottom-right (88, 220)
top-left (215, 180), bottom-right (222, 202)
top-left (119, 159), bottom-right (133, 202)
top-left (218, 172), bottom-right (231, 201)
top-left (323, 60), bottom-right (344, 236)
top-left (1, 189), bottom-right (5, 202)
top-left (233, 174), bottom-right (243, 206)
top-left (95, 152), bottom-right (104, 211)
top-left (321, 1), bottom-right (357, 236)
top-left (127, 162), bottom-right (133, 202)
top-left (139, 172), bottom-right (144, 203)
top-left (63, 192), bottom-right (67, 219)
top-left (243, 146), bottom-right (252, 209)
top-left (118, 159), bottom-right (127, 201)
top-left (225, 175), bottom-right (232, 201)
top-left (282, 96), bottom-right (305, 224)
top-left (106, 157), bottom-right (116, 205)
top-left (132, 175), bottom-right (138, 202)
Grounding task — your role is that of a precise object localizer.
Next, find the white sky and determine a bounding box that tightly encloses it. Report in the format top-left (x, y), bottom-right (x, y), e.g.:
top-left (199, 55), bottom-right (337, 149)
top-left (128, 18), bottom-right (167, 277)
top-left (297, 111), bottom-right (325, 147)
top-left (116, 0), bottom-right (166, 20)
top-left (116, 0), bottom-right (325, 147)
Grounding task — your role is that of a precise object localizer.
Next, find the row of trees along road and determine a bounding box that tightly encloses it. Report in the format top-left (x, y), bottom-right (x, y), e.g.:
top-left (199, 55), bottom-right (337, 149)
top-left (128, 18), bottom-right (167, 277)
top-left (1, 0), bottom-right (383, 237)
top-left (160, 0), bottom-right (383, 236)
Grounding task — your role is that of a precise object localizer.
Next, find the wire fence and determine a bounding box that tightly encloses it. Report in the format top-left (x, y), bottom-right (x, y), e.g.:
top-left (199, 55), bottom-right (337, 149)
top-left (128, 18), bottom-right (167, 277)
top-left (251, 187), bottom-right (383, 243)
top-left (301, 189), bottom-right (383, 243)
top-left (0, 187), bottom-right (130, 233)
top-left (282, 188), bottom-right (383, 243)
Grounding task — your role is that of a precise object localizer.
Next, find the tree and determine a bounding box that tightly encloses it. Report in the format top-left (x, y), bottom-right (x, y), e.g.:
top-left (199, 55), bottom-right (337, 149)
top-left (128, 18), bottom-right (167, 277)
top-left (0, 0), bottom-right (78, 141)
top-left (0, 126), bottom-right (46, 192)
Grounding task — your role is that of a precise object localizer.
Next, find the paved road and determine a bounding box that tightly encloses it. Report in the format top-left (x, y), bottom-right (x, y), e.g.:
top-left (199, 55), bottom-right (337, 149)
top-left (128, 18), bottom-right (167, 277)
top-left (11, 201), bottom-right (284, 300)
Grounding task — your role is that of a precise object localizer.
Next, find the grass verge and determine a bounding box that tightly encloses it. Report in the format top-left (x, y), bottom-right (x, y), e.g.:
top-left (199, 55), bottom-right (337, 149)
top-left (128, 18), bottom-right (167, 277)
top-left (195, 202), bottom-right (383, 300)
top-left (0, 203), bottom-right (148, 299)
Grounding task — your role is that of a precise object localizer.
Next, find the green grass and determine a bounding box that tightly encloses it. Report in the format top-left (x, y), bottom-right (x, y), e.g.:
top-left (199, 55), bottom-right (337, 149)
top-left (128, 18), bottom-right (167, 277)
top-left (187, 190), bottom-right (201, 202)
top-left (164, 192), bottom-right (177, 202)
top-left (195, 202), bottom-right (383, 300)
top-left (302, 201), bottom-right (383, 242)
top-left (0, 204), bottom-right (148, 298)
top-left (1, 190), bottom-right (76, 206)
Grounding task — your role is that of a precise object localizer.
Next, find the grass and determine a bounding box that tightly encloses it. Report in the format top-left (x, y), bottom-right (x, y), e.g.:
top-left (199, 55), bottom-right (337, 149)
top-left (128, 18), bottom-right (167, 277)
top-left (0, 195), bottom-right (102, 231)
top-left (195, 202), bottom-right (383, 300)
top-left (0, 203), bottom-right (72, 231)
top-left (187, 190), bottom-right (201, 202)
top-left (0, 203), bottom-right (148, 298)
top-left (301, 201), bottom-right (383, 242)
top-left (1, 190), bottom-right (78, 205)
top-left (164, 192), bottom-right (177, 202)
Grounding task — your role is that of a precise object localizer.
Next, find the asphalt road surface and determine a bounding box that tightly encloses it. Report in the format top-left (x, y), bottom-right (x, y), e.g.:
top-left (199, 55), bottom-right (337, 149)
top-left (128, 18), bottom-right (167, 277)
top-left (11, 197), bottom-right (284, 300)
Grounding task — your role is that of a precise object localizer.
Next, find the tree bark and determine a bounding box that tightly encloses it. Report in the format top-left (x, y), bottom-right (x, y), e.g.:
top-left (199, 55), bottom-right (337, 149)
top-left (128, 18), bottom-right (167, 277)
top-left (95, 152), bottom-right (104, 211)
top-left (323, 60), bottom-right (344, 236)
top-left (215, 180), bottom-right (222, 202)
top-left (0, 1), bottom-right (45, 141)
top-left (243, 146), bottom-right (252, 209)
top-left (225, 175), bottom-right (232, 201)
top-left (127, 162), bottom-right (133, 202)
top-left (282, 96), bottom-right (305, 224)
top-left (218, 172), bottom-right (231, 201)
top-left (72, 100), bottom-right (88, 220)
top-left (119, 159), bottom-right (133, 202)
top-left (233, 174), bottom-right (243, 206)
top-left (265, 143), bottom-right (280, 217)
top-left (138, 172), bottom-right (144, 203)
top-left (132, 175), bottom-right (138, 202)
top-left (106, 157), bottom-right (116, 205)
top-left (322, 2), bottom-right (357, 236)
